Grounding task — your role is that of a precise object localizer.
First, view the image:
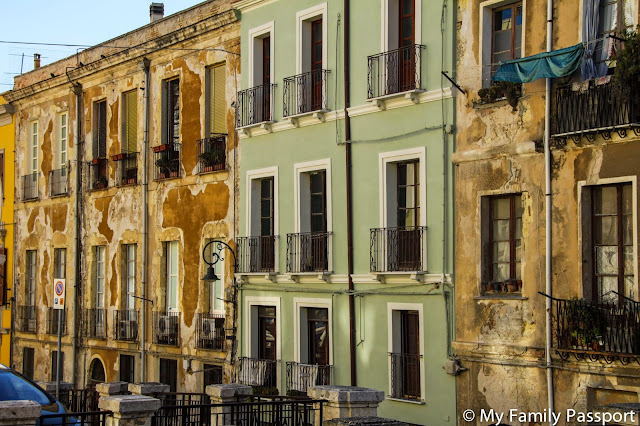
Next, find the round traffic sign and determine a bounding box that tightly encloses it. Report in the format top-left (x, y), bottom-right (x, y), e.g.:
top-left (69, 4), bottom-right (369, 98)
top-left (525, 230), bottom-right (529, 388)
top-left (55, 280), bottom-right (64, 296)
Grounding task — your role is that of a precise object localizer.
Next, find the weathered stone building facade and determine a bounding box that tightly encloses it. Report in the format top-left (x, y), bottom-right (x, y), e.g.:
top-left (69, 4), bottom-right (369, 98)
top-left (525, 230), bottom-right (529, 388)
top-left (4, 0), bottom-right (240, 392)
top-left (454, 0), bottom-right (640, 423)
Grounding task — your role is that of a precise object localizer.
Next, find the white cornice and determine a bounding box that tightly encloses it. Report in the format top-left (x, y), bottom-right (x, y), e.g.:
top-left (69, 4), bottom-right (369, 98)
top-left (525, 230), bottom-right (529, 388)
top-left (0, 104), bottom-right (15, 127)
top-left (234, 0), bottom-right (279, 12)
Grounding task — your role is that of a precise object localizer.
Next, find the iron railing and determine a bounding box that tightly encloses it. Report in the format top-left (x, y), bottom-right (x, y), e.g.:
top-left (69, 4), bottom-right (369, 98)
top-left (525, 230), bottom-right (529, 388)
top-left (113, 309), bottom-right (138, 342)
top-left (370, 226), bottom-right (428, 273)
top-left (153, 311), bottom-right (180, 346)
top-left (17, 305), bottom-right (37, 333)
top-left (22, 173), bottom-right (38, 201)
top-left (553, 80), bottom-right (640, 137)
top-left (49, 167), bottom-right (69, 197)
top-left (238, 357), bottom-right (278, 392)
top-left (114, 152), bottom-right (139, 186)
top-left (285, 362), bottom-right (332, 396)
top-left (368, 44), bottom-right (425, 99)
top-left (163, 392), bottom-right (210, 407)
top-left (236, 84), bottom-right (276, 128)
top-left (46, 308), bottom-right (67, 335)
top-left (90, 158), bottom-right (109, 190)
top-left (237, 236), bottom-right (277, 273)
top-left (286, 232), bottom-right (332, 273)
top-left (283, 69), bottom-right (330, 117)
top-left (389, 352), bottom-right (422, 401)
top-left (58, 388), bottom-right (101, 413)
top-left (83, 308), bottom-right (106, 339)
top-left (153, 143), bottom-right (181, 180)
top-left (197, 135), bottom-right (227, 173)
top-left (195, 312), bottom-right (225, 350)
top-left (40, 411), bottom-right (111, 425)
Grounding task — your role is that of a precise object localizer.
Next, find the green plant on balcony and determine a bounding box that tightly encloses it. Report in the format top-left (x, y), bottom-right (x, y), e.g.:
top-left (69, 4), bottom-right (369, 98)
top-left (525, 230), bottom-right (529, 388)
top-left (566, 299), bottom-right (603, 351)
top-left (612, 28), bottom-right (640, 100)
top-left (199, 146), bottom-right (225, 170)
top-left (155, 153), bottom-right (179, 176)
top-left (477, 81), bottom-right (521, 109)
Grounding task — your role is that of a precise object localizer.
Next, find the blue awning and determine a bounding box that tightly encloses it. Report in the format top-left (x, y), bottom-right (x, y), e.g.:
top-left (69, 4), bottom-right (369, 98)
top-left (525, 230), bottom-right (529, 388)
top-left (493, 44), bottom-right (585, 83)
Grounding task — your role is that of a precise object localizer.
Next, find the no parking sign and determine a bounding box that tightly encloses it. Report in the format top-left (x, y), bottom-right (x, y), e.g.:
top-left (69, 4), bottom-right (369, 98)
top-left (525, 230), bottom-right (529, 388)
top-left (53, 279), bottom-right (65, 310)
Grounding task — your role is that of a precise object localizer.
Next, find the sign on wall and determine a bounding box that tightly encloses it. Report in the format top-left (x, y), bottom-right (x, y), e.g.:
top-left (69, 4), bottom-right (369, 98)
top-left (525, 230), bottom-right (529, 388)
top-left (53, 279), bottom-right (65, 310)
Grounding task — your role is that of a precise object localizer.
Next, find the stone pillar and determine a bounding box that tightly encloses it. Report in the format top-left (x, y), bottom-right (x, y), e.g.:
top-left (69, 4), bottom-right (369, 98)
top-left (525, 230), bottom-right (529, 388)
top-left (0, 400), bottom-right (41, 426)
top-left (206, 383), bottom-right (252, 424)
top-left (96, 382), bottom-right (130, 398)
top-left (98, 395), bottom-right (161, 426)
top-left (128, 382), bottom-right (170, 403)
top-left (307, 386), bottom-right (385, 426)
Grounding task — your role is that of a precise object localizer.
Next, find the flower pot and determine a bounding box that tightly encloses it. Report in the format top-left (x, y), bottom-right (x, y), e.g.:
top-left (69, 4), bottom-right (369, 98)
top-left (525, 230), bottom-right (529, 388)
top-left (492, 282), bottom-right (503, 292)
top-left (92, 158), bottom-right (100, 165)
top-left (111, 153), bottom-right (127, 161)
top-left (506, 280), bottom-right (518, 292)
top-left (517, 280), bottom-right (523, 291)
top-left (153, 144), bottom-right (169, 153)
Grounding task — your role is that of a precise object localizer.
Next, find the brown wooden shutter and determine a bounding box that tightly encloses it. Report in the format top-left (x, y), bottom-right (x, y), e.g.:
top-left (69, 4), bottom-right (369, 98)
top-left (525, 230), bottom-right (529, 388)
top-left (124, 91), bottom-right (138, 153)
top-left (0, 248), bottom-right (5, 306)
top-left (212, 64), bottom-right (227, 134)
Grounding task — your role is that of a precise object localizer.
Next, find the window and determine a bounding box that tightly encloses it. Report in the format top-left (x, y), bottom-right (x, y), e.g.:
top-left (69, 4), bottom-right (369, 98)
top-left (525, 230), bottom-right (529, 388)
top-left (206, 64), bottom-right (227, 136)
top-left (203, 239), bottom-right (224, 314)
top-left (119, 354), bottom-right (135, 383)
top-left (122, 244), bottom-right (136, 311)
top-left (244, 168), bottom-right (278, 273)
top-left (159, 358), bottom-right (178, 392)
top-left (594, 0), bottom-right (636, 70)
top-left (22, 347), bottom-right (34, 380)
top-left (51, 351), bottom-right (64, 382)
top-left (481, 1), bottom-right (524, 86)
top-left (26, 250), bottom-right (37, 307)
top-left (381, 0), bottom-right (422, 51)
top-left (123, 90), bottom-right (138, 153)
top-left (249, 22), bottom-right (274, 87)
top-left (258, 306), bottom-right (277, 361)
top-left (203, 364), bottom-right (223, 393)
top-left (164, 79), bottom-right (180, 145)
top-left (58, 112), bottom-right (67, 170)
top-left (388, 304), bottom-right (423, 401)
top-left (94, 246), bottom-right (106, 332)
top-left (54, 248), bottom-right (66, 280)
top-left (29, 122), bottom-right (38, 174)
top-left (303, 308), bottom-right (329, 365)
top-left (94, 101), bottom-right (107, 159)
top-left (164, 241), bottom-right (179, 313)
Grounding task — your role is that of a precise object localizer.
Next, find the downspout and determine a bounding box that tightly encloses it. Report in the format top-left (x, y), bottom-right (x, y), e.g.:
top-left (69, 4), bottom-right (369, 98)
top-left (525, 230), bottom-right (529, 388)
top-left (72, 82), bottom-right (83, 387)
top-left (544, 0), bottom-right (555, 420)
top-left (343, 0), bottom-right (356, 386)
top-left (141, 58), bottom-right (151, 382)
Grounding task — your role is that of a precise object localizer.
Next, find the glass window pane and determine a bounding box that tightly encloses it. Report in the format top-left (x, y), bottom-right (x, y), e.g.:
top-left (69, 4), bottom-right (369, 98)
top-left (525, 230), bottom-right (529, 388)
top-left (495, 8), bottom-right (513, 31)
top-left (594, 216), bottom-right (618, 245)
top-left (493, 219), bottom-right (510, 240)
top-left (493, 241), bottom-right (510, 262)
top-left (492, 198), bottom-right (510, 219)
top-left (622, 183), bottom-right (632, 214)
top-left (493, 31), bottom-right (513, 54)
top-left (598, 276), bottom-right (618, 301)
top-left (595, 245), bottom-right (619, 275)
top-left (493, 263), bottom-right (510, 282)
top-left (594, 186), bottom-right (618, 215)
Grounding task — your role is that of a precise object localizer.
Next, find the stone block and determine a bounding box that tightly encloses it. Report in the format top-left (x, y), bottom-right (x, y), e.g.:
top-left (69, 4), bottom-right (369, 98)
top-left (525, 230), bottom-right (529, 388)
top-left (323, 417), bottom-right (411, 426)
top-left (99, 395), bottom-right (161, 414)
top-left (128, 382), bottom-right (170, 396)
top-left (308, 386), bottom-right (386, 425)
top-left (206, 383), bottom-right (252, 400)
top-left (36, 381), bottom-right (73, 393)
top-left (96, 381), bottom-right (129, 396)
top-left (0, 400), bottom-right (41, 425)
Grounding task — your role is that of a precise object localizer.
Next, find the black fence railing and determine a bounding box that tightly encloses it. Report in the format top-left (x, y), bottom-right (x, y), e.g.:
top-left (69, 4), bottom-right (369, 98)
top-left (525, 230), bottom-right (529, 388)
top-left (553, 80), bottom-right (640, 137)
top-left (197, 135), bottom-right (227, 173)
top-left (286, 232), bottom-right (332, 273)
top-left (370, 226), bottom-right (428, 273)
top-left (389, 352), bottom-right (421, 401)
top-left (236, 84), bottom-right (276, 128)
top-left (90, 158), bottom-right (109, 191)
top-left (40, 411), bottom-right (111, 426)
top-left (153, 311), bottom-right (180, 346)
top-left (113, 310), bottom-right (138, 342)
top-left (58, 388), bottom-right (100, 413)
top-left (22, 173), bottom-right (38, 201)
top-left (83, 308), bottom-right (106, 339)
top-left (153, 143), bottom-right (181, 180)
top-left (50, 167), bottom-right (69, 197)
top-left (17, 305), bottom-right (37, 333)
top-left (285, 362), bottom-right (332, 396)
top-left (195, 312), bottom-right (225, 350)
top-left (113, 152), bottom-right (138, 186)
top-left (162, 392), bottom-right (210, 407)
top-left (237, 236), bottom-right (277, 273)
top-left (238, 357), bottom-right (278, 393)
top-left (46, 308), bottom-right (67, 335)
top-left (283, 69), bottom-right (330, 117)
top-left (368, 44), bottom-right (425, 99)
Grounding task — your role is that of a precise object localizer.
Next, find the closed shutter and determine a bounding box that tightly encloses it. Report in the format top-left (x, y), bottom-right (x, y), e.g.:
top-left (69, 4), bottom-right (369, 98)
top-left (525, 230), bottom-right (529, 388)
top-left (124, 91), bottom-right (138, 153)
top-left (95, 101), bottom-right (107, 158)
top-left (211, 64), bottom-right (227, 135)
top-left (0, 248), bottom-right (5, 306)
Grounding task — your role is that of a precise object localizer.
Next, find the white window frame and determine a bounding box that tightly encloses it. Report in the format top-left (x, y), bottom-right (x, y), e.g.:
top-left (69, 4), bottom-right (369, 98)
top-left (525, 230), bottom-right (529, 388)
top-left (296, 3), bottom-right (328, 74)
top-left (386, 302), bottom-right (425, 403)
top-left (58, 112), bottom-right (67, 170)
top-left (293, 298), bottom-right (333, 365)
top-left (26, 250), bottom-right (37, 306)
top-left (124, 245), bottom-right (136, 311)
top-left (166, 241), bottom-right (179, 313)
top-left (246, 167), bottom-right (279, 237)
top-left (95, 246), bottom-right (106, 312)
top-left (380, 0), bottom-right (423, 52)
top-left (293, 158), bottom-right (332, 233)
top-left (248, 22), bottom-right (275, 87)
top-left (29, 121), bottom-right (38, 175)
top-left (244, 296), bottom-right (281, 361)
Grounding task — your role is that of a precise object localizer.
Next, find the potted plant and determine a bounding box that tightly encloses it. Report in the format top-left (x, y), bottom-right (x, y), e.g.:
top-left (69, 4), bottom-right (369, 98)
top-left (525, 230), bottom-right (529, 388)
top-left (477, 81), bottom-right (521, 108)
top-left (111, 152), bottom-right (127, 161)
top-left (155, 155), bottom-right (179, 179)
top-left (506, 279), bottom-right (519, 293)
top-left (566, 299), bottom-right (602, 350)
top-left (93, 175), bottom-right (107, 190)
top-left (199, 146), bottom-right (225, 172)
top-left (152, 144), bottom-right (170, 153)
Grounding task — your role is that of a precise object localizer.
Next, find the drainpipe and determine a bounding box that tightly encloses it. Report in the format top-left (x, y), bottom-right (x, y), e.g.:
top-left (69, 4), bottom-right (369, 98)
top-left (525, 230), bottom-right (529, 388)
top-left (72, 82), bottom-right (83, 387)
top-left (141, 58), bottom-right (151, 382)
top-left (544, 0), bottom-right (555, 421)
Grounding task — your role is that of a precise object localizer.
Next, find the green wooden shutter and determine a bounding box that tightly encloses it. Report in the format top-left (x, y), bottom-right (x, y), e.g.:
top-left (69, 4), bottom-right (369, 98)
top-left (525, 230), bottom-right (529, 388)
top-left (212, 64), bottom-right (227, 134)
top-left (124, 91), bottom-right (137, 153)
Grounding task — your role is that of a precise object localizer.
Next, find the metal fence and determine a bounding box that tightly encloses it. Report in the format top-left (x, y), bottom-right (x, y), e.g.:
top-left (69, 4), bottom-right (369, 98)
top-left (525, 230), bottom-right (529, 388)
top-left (195, 313), bottom-right (225, 350)
top-left (58, 388), bottom-right (100, 413)
top-left (83, 309), bottom-right (106, 339)
top-left (39, 410), bottom-right (111, 425)
top-left (22, 173), bottom-right (38, 201)
top-left (197, 135), bottom-right (226, 173)
top-left (153, 143), bottom-right (181, 180)
top-left (163, 392), bottom-right (210, 407)
top-left (283, 69), bottom-right (329, 117)
top-left (285, 362), bottom-right (332, 397)
top-left (237, 236), bottom-right (277, 273)
top-left (286, 232), bottom-right (332, 273)
top-left (90, 158), bottom-right (109, 191)
top-left (114, 152), bottom-right (139, 186)
top-left (113, 310), bottom-right (138, 342)
top-left (238, 357), bottom-right (278, 393)
top-left (153, 311), bottom-right (180, 346)
top-left (50, 167), bottom-right (69, 196)
top-left (236, 84), bottom-right (276, 128)
top-left (367, 44), bottom-right (425, 99)
top-left (370, 226), bottom-right (428, 273)
top-left (389, 352), bottom-right (421, 401)
top-left (18, 305), bottom-right (37, 333)
top-left (46, 308), bottom-right (67, 335)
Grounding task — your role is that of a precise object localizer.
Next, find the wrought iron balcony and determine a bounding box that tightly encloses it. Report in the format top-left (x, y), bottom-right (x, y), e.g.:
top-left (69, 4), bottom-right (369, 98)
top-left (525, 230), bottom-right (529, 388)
top-left (83, 308), bottom-right (106, 339)
top-left (285, 362), bottom-right (332, 397)
top-left (553, 79), bottom-right (640, 138)
top-left (46, 308), bottom-right (67, 335)
top-left (283, 70), bottom-right (329, 117)
top-left (197, 135), bottom-right (226, 174)
top-left (237, 236), bottom-right (277, 273)
top-left (113, 309), bottom-right (138, 342)
top-left (49, 167), bottom-right (69, 197)
top-left (236, 84), bottom-right (276, 128)
top-left (90, 158), bottom-right (108, 191)
top-left (195, 312), bottom-right (225, 350)
top-left (238, 357), bottom-right (278, 393)
top-left (286, 232), bottom-right (332, 273)
top-left (17, 305), bottom-right (37, 333)
top-left (389, 352), bottom-right (421, 401)
top-left (153, 311), bottom-right (180, 346)
top-left (153, 143), bottom-right (181, 180)
top-left (370, 226), bottom-right (428, 273)
top-left (368, 44), bottom-right (425, 99)
top-left (22, 173), bottom-right (38, 201)
top-left (113, 152), bottom-right (138, 186)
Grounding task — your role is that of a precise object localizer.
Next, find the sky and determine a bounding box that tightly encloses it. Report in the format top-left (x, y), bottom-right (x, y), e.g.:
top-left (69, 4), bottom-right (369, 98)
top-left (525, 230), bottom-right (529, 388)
top-left (0, 0), bottom-right (202, 91)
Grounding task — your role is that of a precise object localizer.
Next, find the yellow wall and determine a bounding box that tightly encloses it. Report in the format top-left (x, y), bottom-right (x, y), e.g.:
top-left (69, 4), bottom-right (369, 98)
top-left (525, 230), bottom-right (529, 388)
top-left (0, 95), bottom-right (15, 367)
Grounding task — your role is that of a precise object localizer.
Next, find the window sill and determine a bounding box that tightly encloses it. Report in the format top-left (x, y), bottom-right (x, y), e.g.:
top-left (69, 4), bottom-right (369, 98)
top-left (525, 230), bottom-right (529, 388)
top-left (286, 272), bottom-right (332, 283)
top-left (284, 109), bottom-right (330, 125)
top-left (371, 271), bottom-right (429, 283)
top-left (385, 396), bottom-right (425, 405)
top-left (50, 193), bottom-right (69, 199)
top-left (238, 121), bottom-right (275, 135)
top-left (367, 89), bottom-right (426, 109)
top-left (473, 294), bottom-right (528, 300)
top-left (0, 328), bottom-right (9, 335)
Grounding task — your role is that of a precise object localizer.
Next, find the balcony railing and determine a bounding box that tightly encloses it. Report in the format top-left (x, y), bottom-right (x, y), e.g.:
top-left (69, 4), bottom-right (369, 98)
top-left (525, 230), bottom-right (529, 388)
top-left (195, 312), bottom-right (225, 350)
top-left (285, 362), bottom-right (332, 396)
top-left (90, 158), bottom-right (108, 190)
top-left (368, 44), bottom-right (425, 99)
top-left (286, 232), bottom-right (332, 273)
top-left (83, 308), bottom-right (106, 339)
top-left (389, 352), bottom-right (421, 401)
top-left (17, 305), bottom-right (37, 333)
top-left (113, 152), bottom-right (138, 186)
top-left (283, 69), bottom-right (330, 117)
top-left (22, 173), bottom-right (38, 201)
top-left (153, 311), bottom-right (180, 346)
top-left (113, 310), bottom-right (138, 342)
top-left (197, 135), bottom-right (226, 174)
top-left (553, 80), bottom-right (640, 137)
top-left (46, 308), bottom-right (67, 335)
top-left (238, 357), bottom-right (278, 393)
top-left (236, 84), bottom-right (276, 128)
top-left (49, 167), bottom-right (69, 197)
top-left (153, 143), bottom-right (181, 180)
top-left (237, 236), bottom-right (277, 273)
top-left (370, 226), bottom-right (428, 273)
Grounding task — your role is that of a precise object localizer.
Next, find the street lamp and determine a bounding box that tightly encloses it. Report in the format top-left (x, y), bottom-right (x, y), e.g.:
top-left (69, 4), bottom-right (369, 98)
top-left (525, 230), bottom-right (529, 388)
top-left (201, 240), bottom-right (237, 282)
